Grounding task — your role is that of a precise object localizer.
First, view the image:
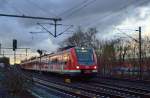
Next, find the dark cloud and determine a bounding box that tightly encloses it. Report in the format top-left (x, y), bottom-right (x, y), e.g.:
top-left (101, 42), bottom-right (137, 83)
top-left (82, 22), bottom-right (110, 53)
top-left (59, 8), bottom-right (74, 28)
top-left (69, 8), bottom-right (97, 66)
top-left (0, 0), bottom-right (150, 54)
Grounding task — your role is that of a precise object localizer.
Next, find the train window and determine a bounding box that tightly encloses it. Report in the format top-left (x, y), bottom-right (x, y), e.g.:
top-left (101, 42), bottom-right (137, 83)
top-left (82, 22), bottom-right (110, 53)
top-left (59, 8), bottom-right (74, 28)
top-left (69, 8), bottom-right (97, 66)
top-left (75, 48), bottom-right (94, 65)
top-left (51, 58), bottom-right (58, 64)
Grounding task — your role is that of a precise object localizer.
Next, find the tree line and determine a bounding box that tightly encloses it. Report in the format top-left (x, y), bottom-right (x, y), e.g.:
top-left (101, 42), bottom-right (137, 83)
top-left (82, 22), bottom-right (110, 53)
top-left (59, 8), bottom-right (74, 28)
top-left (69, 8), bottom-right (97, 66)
top-left (61, 27), bottom-right (150, 80)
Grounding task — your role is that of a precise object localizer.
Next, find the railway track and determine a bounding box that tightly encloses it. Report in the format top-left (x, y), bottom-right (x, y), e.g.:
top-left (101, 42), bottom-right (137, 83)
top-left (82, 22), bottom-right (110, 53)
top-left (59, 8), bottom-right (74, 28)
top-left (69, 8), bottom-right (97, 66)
top-left (23, 70), bottom-right (119, 98)
top-left (21, 70), bottom-right (150, 98)
top-left (19, 70), bottom-right (98, 98)
top-left (78, 82), bottom-right (149, 98)
top-left (91, 78), bottom-right (150, 97)
top-left (35, 76), bottom-right (150, 98)
top-left (33, 77), bottom-right (115, 98)
top-left (31, 76), bottom-right (139, 98)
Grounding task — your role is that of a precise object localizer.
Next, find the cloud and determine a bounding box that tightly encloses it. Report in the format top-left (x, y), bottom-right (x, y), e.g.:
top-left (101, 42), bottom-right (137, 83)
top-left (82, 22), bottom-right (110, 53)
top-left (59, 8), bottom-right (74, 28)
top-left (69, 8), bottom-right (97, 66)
top-left (98, 4), bottom-right (150, 40)
top-left (0, 0), bottom-right (150, 58)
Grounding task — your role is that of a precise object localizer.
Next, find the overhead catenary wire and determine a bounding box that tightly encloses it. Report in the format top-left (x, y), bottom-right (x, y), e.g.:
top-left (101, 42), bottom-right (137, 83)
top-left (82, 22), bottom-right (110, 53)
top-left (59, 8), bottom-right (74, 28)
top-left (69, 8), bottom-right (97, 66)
top-left (55, 25), bottom-right (74, 37)
top-left (9, 2), bottom-right (24, 15)
top-left (0, 0), bottom-right (26, 16)
top-left (24, 0), bottom-right (96, 37)
top-left (37, 23), bottom-right (54, 37)
top-left (25, 0), bottom-right (76, 38)
top-left (58, 0), bottom-right (89, 18)
top-left (26, 0), bottom-right (58, 17)
top-left (36, 22), bottom-right (74, 37)
top-left (54, 0), bottom-right (98, 32)
top-left (31, 0), bottom-right (91, 37)
top-left (63, 0), bottom-right (97, 19)
top-left (86, 0), bottom-right (149, 28)
top-left (85, 0), bottom-right (135, 28)
top-left (116, 28), bottom-right (139, 42)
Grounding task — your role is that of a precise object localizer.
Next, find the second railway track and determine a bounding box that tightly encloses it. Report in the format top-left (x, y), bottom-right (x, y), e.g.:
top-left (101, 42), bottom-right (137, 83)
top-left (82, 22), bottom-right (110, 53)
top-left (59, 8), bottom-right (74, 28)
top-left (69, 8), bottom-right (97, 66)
top-left (22, 70), bottom-right (150, 98)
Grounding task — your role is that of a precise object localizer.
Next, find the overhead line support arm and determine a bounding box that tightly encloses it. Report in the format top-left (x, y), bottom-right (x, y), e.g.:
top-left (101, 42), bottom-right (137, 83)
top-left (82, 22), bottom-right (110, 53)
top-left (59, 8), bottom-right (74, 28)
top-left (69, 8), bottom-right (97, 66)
top-left (0, 13), bottom-right (62, 21)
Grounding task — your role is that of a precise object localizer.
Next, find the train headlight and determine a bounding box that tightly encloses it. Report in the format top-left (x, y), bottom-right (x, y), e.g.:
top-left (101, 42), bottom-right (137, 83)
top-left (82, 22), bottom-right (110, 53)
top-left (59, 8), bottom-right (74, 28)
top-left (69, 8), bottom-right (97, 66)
top-left (76, 66), bottom-right (79, 69)
top-left (94, 66), bottom-right (97, 69)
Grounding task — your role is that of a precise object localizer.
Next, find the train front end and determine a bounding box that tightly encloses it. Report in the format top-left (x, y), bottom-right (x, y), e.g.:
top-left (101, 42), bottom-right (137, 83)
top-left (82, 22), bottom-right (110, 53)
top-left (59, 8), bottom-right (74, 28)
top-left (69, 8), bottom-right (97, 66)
top-left (70, 47), bottom-right (97, 77)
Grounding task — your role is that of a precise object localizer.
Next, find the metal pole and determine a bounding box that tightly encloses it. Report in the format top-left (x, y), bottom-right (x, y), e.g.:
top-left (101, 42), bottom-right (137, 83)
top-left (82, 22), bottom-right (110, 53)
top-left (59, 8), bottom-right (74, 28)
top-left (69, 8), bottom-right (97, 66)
top-left (14, 50), bottom-right (16, 64)
top-left (139, 27), bottom-right (142, 80)
top-left (26, 48), bottom-right (27, 60)
top-left (0, 13), bottom-right (61, 21)
top-left (40, 54), bottom-right (42, 74)
top-left (0, 43), bottom-right (1, 55)
top-left (54, 20), bottom-right (57, 37)
top-left (2, 50), bottom-right (4, 57)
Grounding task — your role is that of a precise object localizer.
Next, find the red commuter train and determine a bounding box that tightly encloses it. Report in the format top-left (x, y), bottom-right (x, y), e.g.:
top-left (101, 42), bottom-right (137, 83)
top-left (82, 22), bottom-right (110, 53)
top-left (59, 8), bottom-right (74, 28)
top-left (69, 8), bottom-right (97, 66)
top-left (20, 47), bottom-right (97, 77)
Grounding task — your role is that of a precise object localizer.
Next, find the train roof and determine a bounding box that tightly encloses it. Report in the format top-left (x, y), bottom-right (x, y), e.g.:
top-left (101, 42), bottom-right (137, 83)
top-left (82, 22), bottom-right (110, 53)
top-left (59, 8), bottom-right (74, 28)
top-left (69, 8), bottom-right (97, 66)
top-left (57, 45), bottom-right (75, 51)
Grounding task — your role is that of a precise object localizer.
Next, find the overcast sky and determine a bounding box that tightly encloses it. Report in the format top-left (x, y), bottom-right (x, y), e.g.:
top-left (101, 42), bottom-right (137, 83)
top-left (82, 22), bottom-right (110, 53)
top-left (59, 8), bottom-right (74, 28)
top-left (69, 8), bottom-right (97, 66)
top-left (0, 0), bottom-right (150, 63)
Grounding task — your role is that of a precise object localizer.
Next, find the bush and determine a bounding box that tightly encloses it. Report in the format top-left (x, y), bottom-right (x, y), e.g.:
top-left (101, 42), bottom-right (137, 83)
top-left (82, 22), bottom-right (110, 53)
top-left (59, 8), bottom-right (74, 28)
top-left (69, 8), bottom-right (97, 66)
top-left (1, 66), bottom-right (33, 96)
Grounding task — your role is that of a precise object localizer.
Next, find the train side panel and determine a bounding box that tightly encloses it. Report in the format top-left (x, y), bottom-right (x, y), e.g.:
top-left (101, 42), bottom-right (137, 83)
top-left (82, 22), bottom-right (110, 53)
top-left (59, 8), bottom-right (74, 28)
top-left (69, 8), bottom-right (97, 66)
top-left (20, 47), bottom-right (98, 77)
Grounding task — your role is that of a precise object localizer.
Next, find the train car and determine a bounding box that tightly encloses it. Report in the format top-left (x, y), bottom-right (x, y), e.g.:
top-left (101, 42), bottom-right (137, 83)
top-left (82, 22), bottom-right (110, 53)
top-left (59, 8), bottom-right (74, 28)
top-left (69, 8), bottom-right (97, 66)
top-left (20, 47), bottom-right (97, 77)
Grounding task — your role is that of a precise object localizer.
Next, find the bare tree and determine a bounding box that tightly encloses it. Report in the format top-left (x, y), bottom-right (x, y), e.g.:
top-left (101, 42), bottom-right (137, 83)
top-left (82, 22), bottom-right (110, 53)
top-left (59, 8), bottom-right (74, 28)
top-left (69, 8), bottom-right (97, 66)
top-left (61, 26), bottom-right (150, 80)
top-left (63, 27), bottom-right (98, 48)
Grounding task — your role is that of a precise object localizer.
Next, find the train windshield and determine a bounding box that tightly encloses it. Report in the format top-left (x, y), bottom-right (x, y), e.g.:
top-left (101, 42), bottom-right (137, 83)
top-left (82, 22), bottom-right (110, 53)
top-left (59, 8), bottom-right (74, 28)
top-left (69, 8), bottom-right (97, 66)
top-left (75, 48), bottom-right (94, 65)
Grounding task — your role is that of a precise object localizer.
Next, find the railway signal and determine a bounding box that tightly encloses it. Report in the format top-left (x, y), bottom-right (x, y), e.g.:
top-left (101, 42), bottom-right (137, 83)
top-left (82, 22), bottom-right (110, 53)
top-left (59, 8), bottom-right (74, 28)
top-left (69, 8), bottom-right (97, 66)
top-left (13, 39), bottom-right (17, 64)
top-left (13, 39), bottom-right (17, 51)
